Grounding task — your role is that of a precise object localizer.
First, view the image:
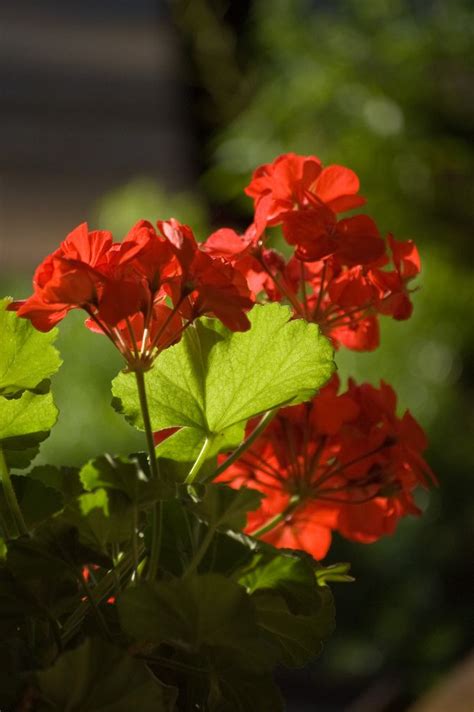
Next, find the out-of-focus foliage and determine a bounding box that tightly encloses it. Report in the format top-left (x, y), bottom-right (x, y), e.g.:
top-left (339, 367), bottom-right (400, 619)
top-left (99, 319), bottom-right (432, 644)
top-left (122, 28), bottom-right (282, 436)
top-left (96, 179), bottom-right (210, 240)
top-left (175, 0), bottom-right (474, 702)
top-left (204, 0), bottom-right (474, 246)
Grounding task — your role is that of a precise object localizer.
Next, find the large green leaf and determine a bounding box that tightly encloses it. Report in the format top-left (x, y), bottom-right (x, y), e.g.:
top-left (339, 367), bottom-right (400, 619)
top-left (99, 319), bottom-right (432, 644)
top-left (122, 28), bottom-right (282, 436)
top-left (252, 586), bottom-right (335, 668)
top-left (0, 391), bottom-right (57, 442)
top-left (118, 574), bottom-right (273, 672)
top-left (113, 303), bottom-right (334, 461)
top-left (0, 391), bottom-right (58, 468)
top-left (36, 637), bottom-right (177, 711)
top-left (0, 297), bottom-right (61, 396)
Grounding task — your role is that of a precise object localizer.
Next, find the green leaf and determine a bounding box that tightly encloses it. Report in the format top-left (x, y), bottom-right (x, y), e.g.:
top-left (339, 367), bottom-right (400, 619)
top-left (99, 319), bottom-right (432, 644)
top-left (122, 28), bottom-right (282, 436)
top-left (67, 489), bottom-right (134, 550)
top-left (0, 297), bottom-right (61, 397)
top-left (80, 455), bottom-right (175, 504)
top-left (0, 391), bottom-right (57, 441)
top-left (207, 669), bottom-right (284, 712)
top-left (36, 637), bottom-right (177, 711)
top-left (0, 391), bottom-right (58, 468)
top-left (315, 561), bottom-right (355, 585)
top-left (113, 303), bottom-right (335, 461)
top-left (155, 424), bottom-right (244, 464)
top-left (7, 516), bottom-right (111, 580)
top-left (192, 483), bottom-right (263, 532)
top-left (118, 574), bottom-right (273, 672)
top-left (252, 586), bottom-right (335, 668)
top-left (13, 476), bottom-right (63, 528)
top-left (158, 499), bottom-right (255, 577)
top-left (22, 464), bottom-right (82, 502)
top-left (241, 553), bottom-right (322, 615)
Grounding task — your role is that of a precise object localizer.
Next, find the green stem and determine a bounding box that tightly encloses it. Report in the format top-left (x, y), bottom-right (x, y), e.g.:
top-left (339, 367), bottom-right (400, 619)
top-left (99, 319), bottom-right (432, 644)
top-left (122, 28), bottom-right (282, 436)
top-left (62, 546), bottom-right (144, 645)
top-left (184, 526), bottom-right (216, 577)
top-left (0, 447), bottom-right (28, 537)
top-left (134, 369), bottom-right (162, 582)
top-left (210, 410), bottom-right (278, 481)
top-left (134, 370), bottom-right (159, 480)
top-left (140, 654), bottom-right (207, 675)
top-left (185, 437), bottom-right (213, 485)
top-left (146, 501), bottom-right (162, 583)
top-left (249, 495), bottom-right (300, 538)
top-left (79, 570), bottom-right (112, 641)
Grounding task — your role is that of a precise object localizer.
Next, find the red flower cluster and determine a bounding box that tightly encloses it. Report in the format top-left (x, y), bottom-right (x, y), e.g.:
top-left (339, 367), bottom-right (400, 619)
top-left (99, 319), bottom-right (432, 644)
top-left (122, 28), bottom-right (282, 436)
top-left (218, 375), bottom-right (435, 560)
top-left (9, 219), bottom-right (252, 368)
top-left (204, 152), bottom-right (421, 351)
top-left (10, 150), bottom-right (432, 560)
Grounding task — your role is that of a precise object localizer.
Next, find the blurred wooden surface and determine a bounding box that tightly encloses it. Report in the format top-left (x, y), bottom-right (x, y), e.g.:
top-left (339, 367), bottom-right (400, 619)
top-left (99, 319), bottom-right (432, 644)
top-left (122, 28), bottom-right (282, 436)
top-left (407, 652), bottom-right (474, 712)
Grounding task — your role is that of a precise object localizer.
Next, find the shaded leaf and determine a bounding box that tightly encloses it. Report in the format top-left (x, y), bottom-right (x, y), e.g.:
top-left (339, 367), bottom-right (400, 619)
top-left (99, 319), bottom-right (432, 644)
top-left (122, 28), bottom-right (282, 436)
top-left (118, 574), bottom-right (273, 672)
top-left (20, 464), bottom-right (82, 502)
top-left (66, 489), bottom-right (134, 551)
top-left (36, 637), bottom-right (177, 711)
top-left (13, 476), bottom-right (63, 528)
top-left (208, 668), bottom-right (284, 712)
top-left (80, 455), bottom-right (175, 504)
top-left (252, 586), bottom-right (335, 668)
top-left (192, 483), bottom-right (263, 532)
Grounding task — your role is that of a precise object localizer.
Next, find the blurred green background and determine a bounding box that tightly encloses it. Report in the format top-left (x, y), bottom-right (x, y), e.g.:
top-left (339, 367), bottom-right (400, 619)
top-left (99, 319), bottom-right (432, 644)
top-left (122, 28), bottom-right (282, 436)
top-left (1, 0), bottom-right (473, 709)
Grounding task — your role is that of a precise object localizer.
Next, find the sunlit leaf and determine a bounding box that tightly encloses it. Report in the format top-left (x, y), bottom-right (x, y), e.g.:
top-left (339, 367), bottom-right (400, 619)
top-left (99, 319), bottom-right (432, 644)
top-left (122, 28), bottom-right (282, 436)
top-left (113, 303), bottom-right (334, 461)
top-left (0, 298), bottom-right (61, 397)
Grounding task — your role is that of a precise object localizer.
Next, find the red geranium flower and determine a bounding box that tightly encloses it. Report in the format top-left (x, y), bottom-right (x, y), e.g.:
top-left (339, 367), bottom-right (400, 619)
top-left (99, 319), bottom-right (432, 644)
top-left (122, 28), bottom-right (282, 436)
top-left (218, 376), bottom-right (435, 560)
top-left (245, 153), bottom-right (365, 224)
top-left (158, 219), bottom-right (253, 331)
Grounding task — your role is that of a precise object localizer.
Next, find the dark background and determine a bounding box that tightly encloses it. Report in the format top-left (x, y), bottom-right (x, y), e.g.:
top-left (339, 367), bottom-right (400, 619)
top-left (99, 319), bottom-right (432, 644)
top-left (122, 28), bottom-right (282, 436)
top-left (0, 1), bottom-right (473, 710)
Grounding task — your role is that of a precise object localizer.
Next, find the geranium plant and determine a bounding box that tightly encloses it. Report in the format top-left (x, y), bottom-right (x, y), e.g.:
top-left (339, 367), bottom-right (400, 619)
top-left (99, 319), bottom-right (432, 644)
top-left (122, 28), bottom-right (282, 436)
top-left (0, 153), bottom-right (434, 710)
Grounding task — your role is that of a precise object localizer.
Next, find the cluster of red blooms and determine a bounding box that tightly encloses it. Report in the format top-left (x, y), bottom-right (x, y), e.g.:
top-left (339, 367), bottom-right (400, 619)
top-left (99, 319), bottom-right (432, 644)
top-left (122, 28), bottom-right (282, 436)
top-left (10, 152), bottom-right (433, 559)
top-left (203, 152), bottom-right (420, 350)
top-left (218, 375), bottom-right (435, 560)
top-left (9, 219), bottom-right (252, 369)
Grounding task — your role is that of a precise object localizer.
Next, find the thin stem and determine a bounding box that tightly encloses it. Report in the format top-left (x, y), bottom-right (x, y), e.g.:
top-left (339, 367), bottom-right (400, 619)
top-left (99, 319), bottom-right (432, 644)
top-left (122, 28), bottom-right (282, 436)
top-left (185, 437), bottom-right (213, 485)
top-left (300, 260), bottom-right (309, 318)
top-left (140, 654), bottom-right (208, 675)
top-left (249, 495), bottom-right (300, 538)
top-left (132, 507), bottom-right (139, 581)
top-left (134, 370), bottom-right (159, 480)
top-left (62, 546), bottom-right (143, 644)
top-left (79, 570), bottom-right (112, 641)
top-left (133, 369), bottom-right (162, 582)
top-left (184, 525), bottom-right (216, 577)
top-left (257, 254), bottom-right (306, 316)
top-left (311, 440), bottom-right (393, 490)
top-left (146, 501), bottom-right (162, 583)
top-left (125, 317), bottom-right (140, 360)
top-left (0, 447), bottom-right (28, 537)
top-left (313, 262), bottom-right (327, 320)
top-left (148, 299), bottom-right (183, 353)
top-left (211, 409), bottom-right (278, 480)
